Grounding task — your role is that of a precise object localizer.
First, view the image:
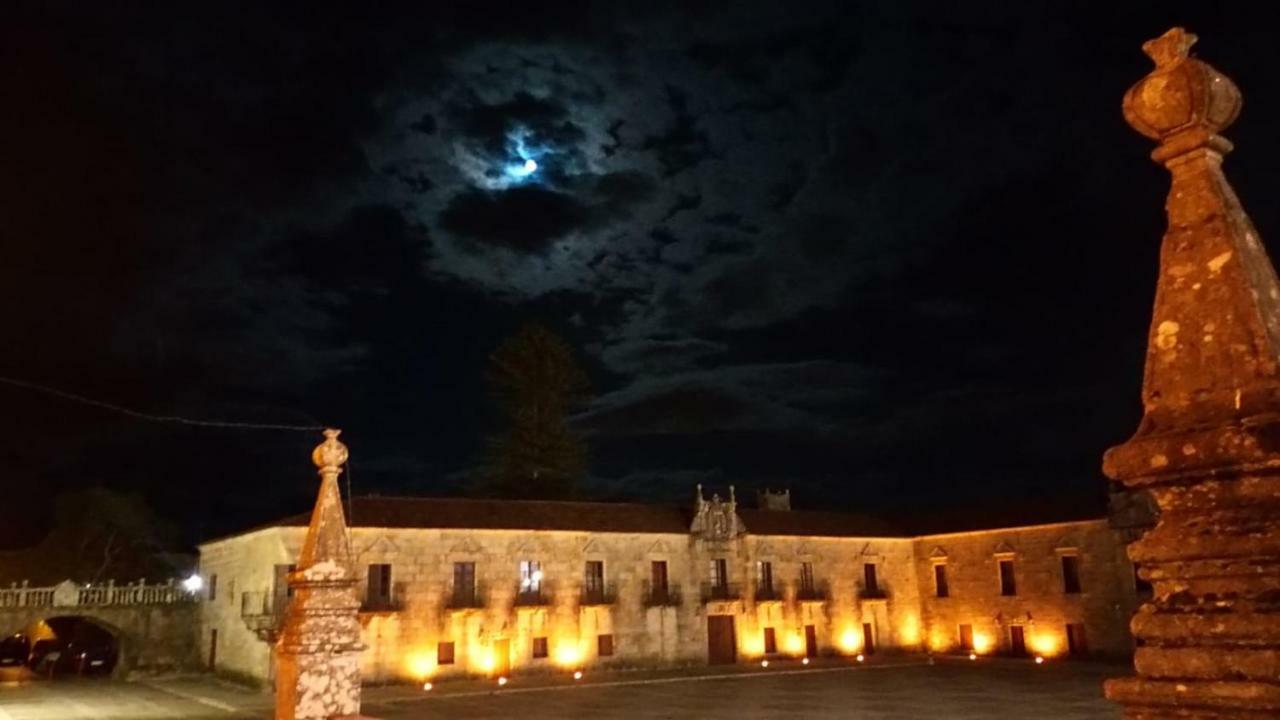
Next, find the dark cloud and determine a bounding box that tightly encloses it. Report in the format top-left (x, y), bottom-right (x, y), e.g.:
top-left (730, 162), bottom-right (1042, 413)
top-left (439, 186), bottom-right (591, 253)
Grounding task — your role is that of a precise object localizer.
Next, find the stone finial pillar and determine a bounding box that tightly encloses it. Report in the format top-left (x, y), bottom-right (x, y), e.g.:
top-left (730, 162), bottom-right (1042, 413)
top-left (1104, 28), bottom-right (1280, 719)
top-left (275, 429), bottom-right (365, 720)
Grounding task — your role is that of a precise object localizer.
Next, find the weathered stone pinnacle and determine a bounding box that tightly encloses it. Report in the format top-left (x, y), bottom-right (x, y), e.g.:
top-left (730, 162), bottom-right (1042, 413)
top-left (1104, 28), bottom-right (1280, 719)
top-left (275, 428), bottom-right (365, 720)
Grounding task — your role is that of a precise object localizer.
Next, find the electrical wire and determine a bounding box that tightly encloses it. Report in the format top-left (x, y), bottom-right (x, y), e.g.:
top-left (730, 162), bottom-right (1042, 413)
top-left (0, 375), bottom-right (325, 432)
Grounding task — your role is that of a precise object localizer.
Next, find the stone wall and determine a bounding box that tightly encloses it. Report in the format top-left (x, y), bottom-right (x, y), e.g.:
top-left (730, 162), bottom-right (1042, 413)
top-left (912, 520), bottom-right (1139, 658)
top-left (0, 600), bottom-right (200, 675)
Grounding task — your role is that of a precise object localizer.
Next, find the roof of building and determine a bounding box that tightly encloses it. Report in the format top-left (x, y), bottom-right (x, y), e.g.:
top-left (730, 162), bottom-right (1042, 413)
top-left (256, 495), bottom-right (903, 539)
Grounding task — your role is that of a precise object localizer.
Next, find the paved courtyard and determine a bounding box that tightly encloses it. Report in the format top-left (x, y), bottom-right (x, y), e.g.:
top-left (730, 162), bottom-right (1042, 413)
top-left (0, 659), bottom-right (1123, 719)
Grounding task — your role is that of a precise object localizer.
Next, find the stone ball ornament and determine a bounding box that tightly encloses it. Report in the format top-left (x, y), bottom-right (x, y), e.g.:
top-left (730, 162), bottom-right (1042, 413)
top-left (312, 427), bottom-right (349, 472)
top-left (1122, 28), bottom-right (1242, 162)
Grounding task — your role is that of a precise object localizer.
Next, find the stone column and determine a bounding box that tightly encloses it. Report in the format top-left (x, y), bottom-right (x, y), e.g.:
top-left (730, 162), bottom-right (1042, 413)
top-left (275, 429), bottom-right (366, 720)
top-left (1104, 28), bottom-right (1280, 719)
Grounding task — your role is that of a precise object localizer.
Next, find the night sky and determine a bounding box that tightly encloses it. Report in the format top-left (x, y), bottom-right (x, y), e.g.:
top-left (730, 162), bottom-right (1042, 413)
top-left (5, 2), bottom-right (1280, 548)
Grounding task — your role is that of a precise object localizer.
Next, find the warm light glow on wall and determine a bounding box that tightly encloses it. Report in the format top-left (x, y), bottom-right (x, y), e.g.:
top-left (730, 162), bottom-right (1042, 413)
top-left (554, 641), bottom-right (583, 668)
top-left (928, 631), bottom-right (948, 653)
top-left (741, 631), bottom-right (766, 657)
top-left (405, 650), bottom-right (436, 679)
top-left (1031, 634), bottom-right (1060, 657)
top-left (971, 632), bottom-right (994, 655)
top-left (783, 632), bottom-right (805, 656)
top-left (837, 627), bottom-right (862, 654)
top-left (898, 616), bottom-right (921, 645)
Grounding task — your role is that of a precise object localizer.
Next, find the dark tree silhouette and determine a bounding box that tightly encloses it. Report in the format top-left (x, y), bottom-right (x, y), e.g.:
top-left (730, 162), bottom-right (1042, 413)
top-left (478, 323), bottom-right (590, 499)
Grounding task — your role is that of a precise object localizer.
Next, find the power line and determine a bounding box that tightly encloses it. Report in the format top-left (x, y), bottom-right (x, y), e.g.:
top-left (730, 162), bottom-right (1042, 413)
top-left (0, 376), bottom-right (325, 432)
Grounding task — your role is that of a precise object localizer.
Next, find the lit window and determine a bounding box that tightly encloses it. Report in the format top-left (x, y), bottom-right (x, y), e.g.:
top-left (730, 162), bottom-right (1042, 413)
top-left (520, 560), bottom-right (542, 592)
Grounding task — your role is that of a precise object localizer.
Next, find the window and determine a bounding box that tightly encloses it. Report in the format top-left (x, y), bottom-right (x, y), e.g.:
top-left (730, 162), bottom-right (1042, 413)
top-left (437, 641), bottom-right (455, 665)
top-left (453, 562), bottom-right (476, 605)
top-left (763, 627), bottom-right (777, 655)
top-left (757, 561), bottom-right (774, 592)
top-left (710, 558), bottom-right (728, 588)
top-left (799, 562), bottom-right (815, 593)
top-left (934, 564), bottom-right (950, 598)
top-left (520, 560), bottom-right (543, 593)
top-left (597, 634), bottom-right (614, 657)
top-left (863, 563), bottom-right (879, 595)
top-left (532, 637), bottom-right (548, 659)
top-left (998, 559), bottom-right (1017, 596)
top-left (585, 561), bottom-right (605, 595)
top-left (1061, 555), bottom-right (1082, 594)
top-left (366, 564), bottom-right (392, 607)
top-left (273, 564), bottom-right (296, 609)
top-left (227, 578), bottom-right (236, 605)
top-left (208, 574), bottom-right (218, 602)
top-left (958, 623), bottom-right (973, 651)
top-left (651, 561), bottom-right (669, 599)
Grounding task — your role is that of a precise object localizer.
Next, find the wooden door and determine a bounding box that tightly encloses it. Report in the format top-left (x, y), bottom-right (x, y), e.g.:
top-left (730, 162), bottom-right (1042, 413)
top-left (1009, 626), bottom-right (1027, 656)
top-left (862, 622), bottom-right (876, 654)
top-left (493, 638), bottom-right (511, 676)
top-left (959, 624), bottom-right (974, 652)
top-left (706, 615), bottom-right (737, 664)
top-left (1067, 623), bottom-right (1088, 655)
top-left (804, 625), bottom-right (817, 658)
top-left (208, 629), bottom-right (218, 669)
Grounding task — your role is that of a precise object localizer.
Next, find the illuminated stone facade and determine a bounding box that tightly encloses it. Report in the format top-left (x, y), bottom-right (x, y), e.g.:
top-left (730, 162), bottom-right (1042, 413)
top-left (199, 488), bottom-right (1141, 685)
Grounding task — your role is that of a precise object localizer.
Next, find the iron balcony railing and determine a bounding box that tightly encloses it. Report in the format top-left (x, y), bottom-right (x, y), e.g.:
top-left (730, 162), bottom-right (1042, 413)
top-left (795, 581), bottom-right (830, 602)
top-left (754, 584), bottom-right (783, 602)
top-left (700, 582), bottom-right (742, 603)
top-left (514, 584), bottom-right (549, 607)
top-left (361, 594), bottom-right (402, 613)
top-left (858, 582), bottom-right (889, 600)
top-left (580, 582), bottom-right (617, 606)
top-left (447, 584), bottom-right (487, 610)
top-left (642, 581), bottom-right (682, 607)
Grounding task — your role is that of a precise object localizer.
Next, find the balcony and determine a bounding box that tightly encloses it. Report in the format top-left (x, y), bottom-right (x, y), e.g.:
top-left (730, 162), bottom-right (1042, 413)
top-left (754, 584), bottom-right (783, 603)
top-left (447, 585), bottom-right (486, 610)
top-left (796, 582), bottom-right (829, 603)
top-left (642, 581), bottom-right (682, 607)
top-left (514, 585), bottom-right (549, 607)
top-left (240, 590), bottom-right (285, 642)
top-left (580, 582), bottom-right (616, 606)
top-left (858, 583), bottom-right (889, 601)
top-left (700, 582), bottom-right (742, 603)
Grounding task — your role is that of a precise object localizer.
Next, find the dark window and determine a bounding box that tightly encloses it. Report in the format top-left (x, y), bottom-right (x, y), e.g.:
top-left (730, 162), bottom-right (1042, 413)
top-left (597, 634), bottom-right (614, 657)
top-left (1061, 555), bottom-right (1082, 594)
top-left (453, 562), bottom-right (476, 605)
top-left (998, 559), bottom-right (1017, 596)
top-left (273, 564), bottom-right (296, 610)
top-left (863, 563), bottom-right (879, 595)
top-left (1067, 623), bottom-right (1088, 655)
top-left (959, 623), bottom-right (973, 651)
top-left (757, 561), bottom-right (774, 592)
top-left (437, 641), bottom-right (455, 665)
top-left (763, 627), bottom-right (777, 654)
top-left (934, 564), bottom-right (950, 598)
top-left (208, 574), bottom-right (218, 602)
top-left (651, 561), bottom-right (669, 598)
top-left (208, 628), bottom-right (217, 669)
top-left (584, 561), bottom-right (605, 602)
top-left (862, 622), bottom-right (876, 654)
top-left (711, 558), bottom-right (728, 588)
top-left (799, 562), bottom-right (815, 593)
top-left (532, 637), bottom-right (548, 659)
top-left (367, 564), bottom-right (392, 606)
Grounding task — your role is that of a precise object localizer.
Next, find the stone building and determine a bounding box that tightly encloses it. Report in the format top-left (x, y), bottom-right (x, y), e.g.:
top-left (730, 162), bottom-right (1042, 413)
top-left (198, 487), bottom-right (1142, 685)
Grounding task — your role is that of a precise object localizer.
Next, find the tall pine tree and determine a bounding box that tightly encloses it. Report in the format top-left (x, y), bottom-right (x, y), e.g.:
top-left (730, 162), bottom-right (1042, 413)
top-left (478, 323), bottom-right (590, 499)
